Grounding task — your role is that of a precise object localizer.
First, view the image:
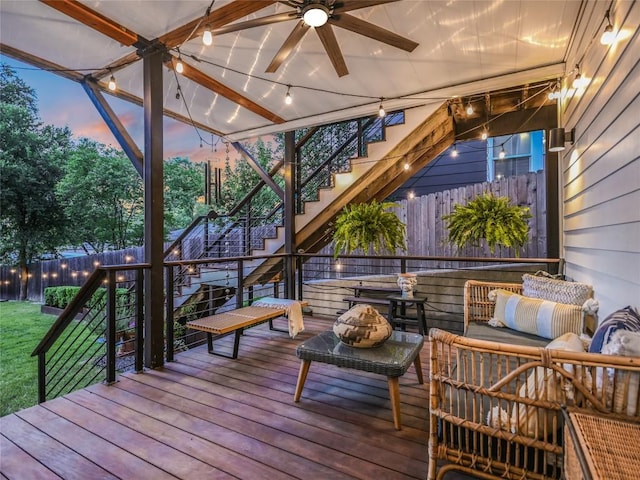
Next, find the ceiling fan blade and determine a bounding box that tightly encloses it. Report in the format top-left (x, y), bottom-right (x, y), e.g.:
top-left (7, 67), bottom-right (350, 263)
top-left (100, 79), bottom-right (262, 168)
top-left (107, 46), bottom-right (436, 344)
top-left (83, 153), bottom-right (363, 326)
top-left (331, 13), bottom-right (418, 52)
top-left (266, 21), bottom-right (311, 73)
top-left (332, 0), bottom-right (401, 15)
top-left (214, 11), bottom-right (299, 36)
top-left (315, 24), bottom-right (348, 77)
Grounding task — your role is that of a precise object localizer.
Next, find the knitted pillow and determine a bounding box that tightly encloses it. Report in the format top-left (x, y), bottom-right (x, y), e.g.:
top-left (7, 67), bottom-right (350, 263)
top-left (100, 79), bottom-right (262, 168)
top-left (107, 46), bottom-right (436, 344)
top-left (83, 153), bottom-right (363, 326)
top-left (489, 289), bottom-right (583, 339)
top-left (522, 273), bottom-right (592, 306)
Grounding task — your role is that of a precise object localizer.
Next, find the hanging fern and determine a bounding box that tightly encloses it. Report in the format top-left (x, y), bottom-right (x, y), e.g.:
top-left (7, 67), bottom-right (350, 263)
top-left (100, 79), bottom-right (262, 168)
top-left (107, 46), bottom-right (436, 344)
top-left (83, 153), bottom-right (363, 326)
top-left (442, 193), bottom-right (531, 255)
top-left (333, 200), bottom-right (407, 258)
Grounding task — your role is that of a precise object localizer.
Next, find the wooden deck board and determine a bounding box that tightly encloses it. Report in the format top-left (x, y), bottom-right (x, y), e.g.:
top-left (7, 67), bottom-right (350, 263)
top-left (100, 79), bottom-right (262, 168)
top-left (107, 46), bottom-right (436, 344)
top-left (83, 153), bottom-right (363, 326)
top-left (0, 317), bottom-right (452, 479)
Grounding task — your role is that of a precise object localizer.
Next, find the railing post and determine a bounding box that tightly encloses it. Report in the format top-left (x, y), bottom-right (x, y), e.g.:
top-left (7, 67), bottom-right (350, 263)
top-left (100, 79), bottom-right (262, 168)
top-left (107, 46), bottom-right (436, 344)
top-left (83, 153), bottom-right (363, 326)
top-left (105, 270), bottom-right (116, 384)
top-left (165, 265), bottom-right (174, 363)
top-left (297, 254), bottom-right (304, 301)
top-left (37, 352), bottom-right (46, 403)
top-left (236, 259), bottom-right (244, 309)
top-left (135, 267), bottom-right (144, 372)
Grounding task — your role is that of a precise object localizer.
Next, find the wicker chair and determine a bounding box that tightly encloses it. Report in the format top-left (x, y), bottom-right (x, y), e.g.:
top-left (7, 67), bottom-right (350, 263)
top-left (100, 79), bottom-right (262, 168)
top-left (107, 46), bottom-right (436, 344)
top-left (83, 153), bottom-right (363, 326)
top-left (428, 280), bottom-right (640, 480)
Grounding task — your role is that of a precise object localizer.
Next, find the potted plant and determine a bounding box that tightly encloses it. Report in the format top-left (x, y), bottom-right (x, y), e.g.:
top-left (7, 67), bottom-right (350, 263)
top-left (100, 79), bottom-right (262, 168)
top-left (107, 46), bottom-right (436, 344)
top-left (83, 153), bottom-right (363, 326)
top-left (442, 192), bottom-right (531, 255)
top-left (332, 200), bottom-right (407, 258)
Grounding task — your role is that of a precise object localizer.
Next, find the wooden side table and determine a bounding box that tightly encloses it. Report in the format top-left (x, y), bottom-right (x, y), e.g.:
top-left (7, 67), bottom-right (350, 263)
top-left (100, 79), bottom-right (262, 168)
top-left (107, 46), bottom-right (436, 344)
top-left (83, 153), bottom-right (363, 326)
top-left (564, 411), bottom-right (640, 480)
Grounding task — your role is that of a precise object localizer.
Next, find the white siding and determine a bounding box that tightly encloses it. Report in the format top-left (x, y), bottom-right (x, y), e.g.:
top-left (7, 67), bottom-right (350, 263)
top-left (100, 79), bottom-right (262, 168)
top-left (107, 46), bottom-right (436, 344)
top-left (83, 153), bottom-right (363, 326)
top-left (560, 0), bottom-right (640, 316)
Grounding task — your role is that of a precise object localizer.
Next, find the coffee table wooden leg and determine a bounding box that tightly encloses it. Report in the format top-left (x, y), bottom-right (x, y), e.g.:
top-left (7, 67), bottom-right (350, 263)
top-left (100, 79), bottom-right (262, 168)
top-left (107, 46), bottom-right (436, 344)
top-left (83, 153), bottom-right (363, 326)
top-left (294, 360), bottom-right (311, 402)
top-left (387, 376), bottom-right (402, 430)
top-left (413, 354), bottom-right (424, 384)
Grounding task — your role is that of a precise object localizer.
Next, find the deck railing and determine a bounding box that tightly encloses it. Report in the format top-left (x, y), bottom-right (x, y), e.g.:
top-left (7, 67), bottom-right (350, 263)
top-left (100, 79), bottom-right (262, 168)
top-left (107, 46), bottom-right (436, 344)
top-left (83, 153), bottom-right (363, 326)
top-left (31, 264), bottom-right (147, 403)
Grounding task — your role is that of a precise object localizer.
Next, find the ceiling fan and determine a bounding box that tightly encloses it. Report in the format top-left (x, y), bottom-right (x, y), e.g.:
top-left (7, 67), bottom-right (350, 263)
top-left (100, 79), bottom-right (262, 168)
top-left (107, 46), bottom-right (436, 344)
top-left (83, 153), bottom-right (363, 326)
top-left (213, 0), bottom-right (419, 77)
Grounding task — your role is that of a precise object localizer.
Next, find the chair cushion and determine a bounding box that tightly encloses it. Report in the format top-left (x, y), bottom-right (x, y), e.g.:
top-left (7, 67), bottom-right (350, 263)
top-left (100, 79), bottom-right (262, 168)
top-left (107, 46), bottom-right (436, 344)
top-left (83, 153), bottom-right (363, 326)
top-left (489, 289), bottom-right (583, 339)
top-left (522, 273), bottom-right (592, 306)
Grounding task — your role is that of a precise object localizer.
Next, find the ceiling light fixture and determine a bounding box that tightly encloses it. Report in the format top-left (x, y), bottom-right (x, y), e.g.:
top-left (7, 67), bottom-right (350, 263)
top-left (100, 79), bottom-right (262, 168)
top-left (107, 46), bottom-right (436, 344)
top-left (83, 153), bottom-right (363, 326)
top-left (284, 85), bottom-right (293, 105)
top-left (378, 98), bottom-right (386, 118)
top-left (203, 26), bottom-right (213, 46)
top-left (600, 9), bottom-right (615, 45)
top-left (107, 73), bottom-right (116, 91)
top-left (302, 3), bottom-right (330, 28)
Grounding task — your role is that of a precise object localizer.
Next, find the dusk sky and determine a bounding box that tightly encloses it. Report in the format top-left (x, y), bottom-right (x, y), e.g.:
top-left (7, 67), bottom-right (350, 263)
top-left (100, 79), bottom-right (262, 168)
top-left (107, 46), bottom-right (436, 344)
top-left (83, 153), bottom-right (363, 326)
top-left (1, 55), bottom-right (229, 167)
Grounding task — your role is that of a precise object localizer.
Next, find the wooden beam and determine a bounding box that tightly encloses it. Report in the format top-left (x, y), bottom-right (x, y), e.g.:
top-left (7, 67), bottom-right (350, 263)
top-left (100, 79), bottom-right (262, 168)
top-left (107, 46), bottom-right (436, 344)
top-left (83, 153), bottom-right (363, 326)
top-left (159, 0), bottom-right (276, 48)
top-left (40, 0), bottom-right (138, 46)
top-left (168, 56), bottom-right (285, 124)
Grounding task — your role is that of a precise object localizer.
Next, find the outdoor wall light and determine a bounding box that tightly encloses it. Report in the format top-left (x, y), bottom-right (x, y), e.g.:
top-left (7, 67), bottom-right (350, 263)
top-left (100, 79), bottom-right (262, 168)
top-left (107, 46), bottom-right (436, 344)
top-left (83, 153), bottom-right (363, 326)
top-left (548, 127), bottom-right (575, 152)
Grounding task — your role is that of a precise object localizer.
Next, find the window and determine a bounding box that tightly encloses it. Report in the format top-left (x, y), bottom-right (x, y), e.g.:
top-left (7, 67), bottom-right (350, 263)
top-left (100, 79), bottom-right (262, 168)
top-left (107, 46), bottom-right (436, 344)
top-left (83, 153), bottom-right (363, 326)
top-left (487, 130), bottom-right (545, 180)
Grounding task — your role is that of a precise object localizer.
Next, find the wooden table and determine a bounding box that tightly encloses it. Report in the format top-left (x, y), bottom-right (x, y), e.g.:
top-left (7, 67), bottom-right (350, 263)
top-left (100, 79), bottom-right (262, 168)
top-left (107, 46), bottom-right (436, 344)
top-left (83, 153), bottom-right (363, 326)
top-left (564, 411), bottom-right (640, 480)
top-left (294, 330), bottom-right (424, 430)
top-left (387, 294), bottom-right (428, 335)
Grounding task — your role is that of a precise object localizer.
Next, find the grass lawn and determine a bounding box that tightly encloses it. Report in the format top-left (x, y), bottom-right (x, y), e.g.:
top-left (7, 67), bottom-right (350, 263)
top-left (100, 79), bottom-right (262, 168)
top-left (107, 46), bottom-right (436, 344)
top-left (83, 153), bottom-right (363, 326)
top-left (0, 301), bottom-right (58, 416)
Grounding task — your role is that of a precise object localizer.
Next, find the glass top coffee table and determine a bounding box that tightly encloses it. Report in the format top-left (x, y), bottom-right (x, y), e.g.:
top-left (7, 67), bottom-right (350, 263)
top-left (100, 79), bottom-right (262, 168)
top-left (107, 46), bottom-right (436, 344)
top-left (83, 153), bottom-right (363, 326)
top-left (294, 330), bottom-right (424, 430)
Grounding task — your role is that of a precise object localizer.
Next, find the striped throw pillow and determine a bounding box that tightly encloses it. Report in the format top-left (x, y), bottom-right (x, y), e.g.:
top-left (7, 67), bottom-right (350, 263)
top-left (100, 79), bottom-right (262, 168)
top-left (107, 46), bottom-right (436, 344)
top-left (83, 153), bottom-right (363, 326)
top-left (490, 289), bottom-right (583, 339)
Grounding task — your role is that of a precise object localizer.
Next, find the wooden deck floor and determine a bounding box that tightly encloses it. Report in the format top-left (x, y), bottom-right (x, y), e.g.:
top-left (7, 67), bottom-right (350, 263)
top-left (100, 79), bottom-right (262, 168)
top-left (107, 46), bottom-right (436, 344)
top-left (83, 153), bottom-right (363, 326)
top-left (0, 316), bottom-right (457, 479)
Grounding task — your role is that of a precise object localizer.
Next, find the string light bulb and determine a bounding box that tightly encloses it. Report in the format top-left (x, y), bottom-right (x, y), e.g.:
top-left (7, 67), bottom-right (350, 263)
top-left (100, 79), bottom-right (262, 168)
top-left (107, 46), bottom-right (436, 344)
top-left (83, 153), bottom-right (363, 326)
top-left (466, 102), bottom-right (474, 115)
top-left (404, 162), bottom-right (410, 170)
top-left (175, 52), bottom-right (184, 74)
top-left (499, 146), bottom-right (506, 159)
top-left (451, 144), bottom-right (458, 158)
top-left (572, 64), bottom-right (588, 89)
top-left (481, 126), bottom-right (488, 140)
top-left (408, 191), bottom-right (415, 199)
top-left (600, 9), bottom-right (615, 45)
top-left (202, 26), bottom-right (213, 46)
top-left (284, 85), bottom-right (292, 105)
top-left (108, 74), bottom-right (116, 91)
top-left (378, 98), bottom-right (386, 118)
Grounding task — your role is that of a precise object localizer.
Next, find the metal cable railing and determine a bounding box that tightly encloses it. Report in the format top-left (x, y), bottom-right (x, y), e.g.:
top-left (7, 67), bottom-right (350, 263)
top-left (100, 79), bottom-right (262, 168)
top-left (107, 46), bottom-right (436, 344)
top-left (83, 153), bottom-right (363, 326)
top-left (32, 265), bottom-right (146, 403)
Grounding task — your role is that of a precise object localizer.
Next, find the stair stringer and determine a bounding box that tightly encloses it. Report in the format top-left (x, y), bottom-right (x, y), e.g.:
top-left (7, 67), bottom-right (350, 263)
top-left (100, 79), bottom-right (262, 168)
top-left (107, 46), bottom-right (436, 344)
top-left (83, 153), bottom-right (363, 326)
top-left (243, 101), bottom-right (455, 286)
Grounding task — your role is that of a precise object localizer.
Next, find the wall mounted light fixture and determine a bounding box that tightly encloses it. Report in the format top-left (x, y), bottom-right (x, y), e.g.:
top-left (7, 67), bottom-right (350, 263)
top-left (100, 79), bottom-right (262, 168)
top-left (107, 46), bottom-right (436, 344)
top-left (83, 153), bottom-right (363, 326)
top-left (548, 127), bottom-right (575, 152)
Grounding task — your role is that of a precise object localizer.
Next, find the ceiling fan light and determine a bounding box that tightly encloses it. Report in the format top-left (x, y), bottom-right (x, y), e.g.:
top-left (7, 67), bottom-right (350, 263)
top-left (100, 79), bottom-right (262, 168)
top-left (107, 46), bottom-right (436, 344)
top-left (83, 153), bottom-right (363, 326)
top-left (302, 4), bottom-right (329, 27)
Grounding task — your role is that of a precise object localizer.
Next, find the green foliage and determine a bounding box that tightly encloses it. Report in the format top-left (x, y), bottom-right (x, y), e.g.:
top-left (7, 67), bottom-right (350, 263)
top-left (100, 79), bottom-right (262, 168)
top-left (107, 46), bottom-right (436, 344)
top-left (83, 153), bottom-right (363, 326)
top-left (219, 138), bottom-right (283, 222)
top-left (0, 301), bottom-right (101, 416)
top-left (43, 286), bottom-right (132, 331)
top-left (163, 156), bottom-right (205, 233)
top-left (442, 192), bottom-right (532, 255)
top-left (333, 200), bottom-right (407, 258)
top-left (0, 64), bottom-right (72, 298)
top-left (56, 138), bottom-right (145, 252)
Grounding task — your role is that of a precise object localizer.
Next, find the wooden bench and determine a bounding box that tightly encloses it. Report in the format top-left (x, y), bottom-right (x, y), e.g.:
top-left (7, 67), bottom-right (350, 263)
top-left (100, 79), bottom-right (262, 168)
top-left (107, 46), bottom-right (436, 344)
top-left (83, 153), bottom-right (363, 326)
top-left (187, 305), bottom-right (289, 359)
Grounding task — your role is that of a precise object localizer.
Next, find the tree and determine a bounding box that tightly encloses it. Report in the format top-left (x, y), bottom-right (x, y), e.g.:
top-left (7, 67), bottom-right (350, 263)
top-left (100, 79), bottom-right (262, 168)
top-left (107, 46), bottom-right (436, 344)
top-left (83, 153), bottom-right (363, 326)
top-left (219, 138), bottom-right (283, 223)
top-left (163, 157), bottom-right (205, 234)
top-left (0, 64), bottom-right (71, 299)
top-left (56, 139), bottom-right (144, 253)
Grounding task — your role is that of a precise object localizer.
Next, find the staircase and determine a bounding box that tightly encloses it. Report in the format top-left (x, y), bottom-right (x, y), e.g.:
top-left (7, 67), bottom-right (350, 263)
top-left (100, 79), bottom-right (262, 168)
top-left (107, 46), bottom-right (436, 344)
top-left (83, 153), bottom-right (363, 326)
top-left (242, 101), bottom-right (455, 286)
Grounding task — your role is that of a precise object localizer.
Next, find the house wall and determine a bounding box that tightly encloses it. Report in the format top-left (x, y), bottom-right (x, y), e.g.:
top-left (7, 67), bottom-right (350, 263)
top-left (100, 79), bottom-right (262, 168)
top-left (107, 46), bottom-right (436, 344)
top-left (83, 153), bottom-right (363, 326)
top-left (560, 0), bottom-right (639, 316)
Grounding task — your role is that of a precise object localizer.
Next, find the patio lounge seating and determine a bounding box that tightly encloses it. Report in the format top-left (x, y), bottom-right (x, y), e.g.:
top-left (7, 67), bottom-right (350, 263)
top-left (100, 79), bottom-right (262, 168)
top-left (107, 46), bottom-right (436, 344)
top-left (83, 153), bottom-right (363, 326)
top-left (428, 278), bottom-right (640, 480)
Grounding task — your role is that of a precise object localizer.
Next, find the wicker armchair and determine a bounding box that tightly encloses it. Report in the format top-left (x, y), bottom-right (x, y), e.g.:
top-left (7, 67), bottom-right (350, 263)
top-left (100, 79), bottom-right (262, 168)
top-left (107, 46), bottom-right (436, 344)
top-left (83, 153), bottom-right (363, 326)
top-left (428, 280), bottom-right (640, 480)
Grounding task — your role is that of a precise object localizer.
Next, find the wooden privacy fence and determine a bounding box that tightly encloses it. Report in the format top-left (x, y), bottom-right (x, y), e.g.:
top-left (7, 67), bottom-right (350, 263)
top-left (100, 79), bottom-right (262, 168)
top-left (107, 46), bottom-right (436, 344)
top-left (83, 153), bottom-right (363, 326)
top-left (0, 172), bottom-right (544, 301)
top-left (398, 170), bottom-right (546, 258)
